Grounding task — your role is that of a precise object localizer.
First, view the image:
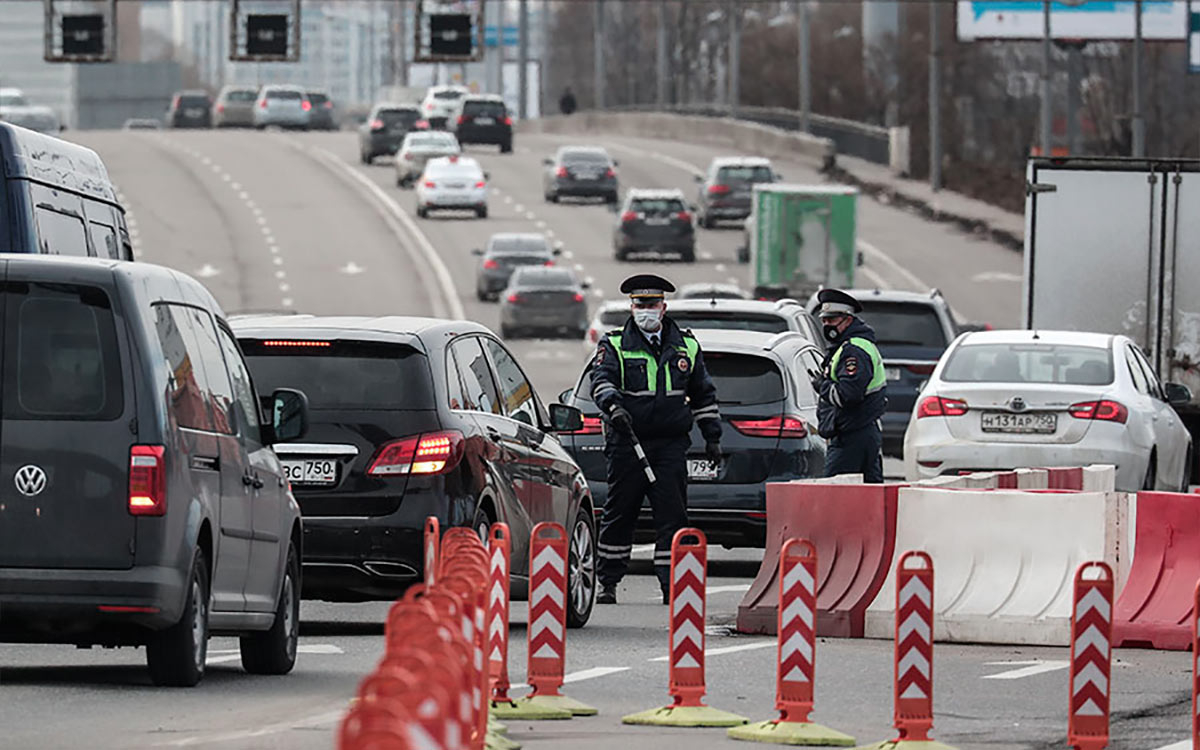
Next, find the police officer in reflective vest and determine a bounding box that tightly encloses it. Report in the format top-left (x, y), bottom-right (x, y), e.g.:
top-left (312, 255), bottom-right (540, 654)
top-left (815, 288), bottom-right (887, 482)
top-left (591, 274), bottom-right (722, 604)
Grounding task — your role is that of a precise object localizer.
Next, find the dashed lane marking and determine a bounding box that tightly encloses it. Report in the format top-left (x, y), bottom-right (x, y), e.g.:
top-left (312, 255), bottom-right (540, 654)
top-left (648, 640), bottom-right (774, 663)
top-left (981, 660), bottom-right (1070, 680)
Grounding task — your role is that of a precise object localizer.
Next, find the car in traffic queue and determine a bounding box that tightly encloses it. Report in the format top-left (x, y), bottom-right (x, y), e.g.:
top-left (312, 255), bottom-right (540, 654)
top-left (543, 146), bottom-right (619, 204)
top-left (447, 94), bottom-right (513, 153)
top-left (694, 156), bottom-right (779, 228)
top-left (559, 329), bottom-right (827, 548)
top-left (305, 90), bottom-right (337, 130)
top-left (415, 155), bottom-right (489, 219)
top-left (499, 267), bottom-right (590, 340)
top-left (665, 298), bottom-right (824, 348)
top-left (0, 256), bottom-right (309, 687)
top-left (674, 282), bottom-right (750, 301)
top-left (421, 85), bottom-right (470, 129)
top-left (166, 90), bottom-right (213, 129)
top-left (0, 88), bottom-right (61, 134)
top-left (213, 86), bottom-right (259, 128)
top-left (473, 232), bottom-right (562, 301)
top-left (582, 300), bottom-right (631, 351)
top-left (612, 188), bottom-right (697, 262)
top-left (359, 103), bottom-right (423, 164)
top-left (232, 315), bottom-right (598, 627)
top-left (807, 288), bottom-right (959, 457)
top-left (394, 131), bottom-right (461, 188)
top-left (254, 85), bottom-right (312, 130)
top-left (904, 329), bottom-right (1193, 493)
top-left (0, 122), bottom-right (133, 259)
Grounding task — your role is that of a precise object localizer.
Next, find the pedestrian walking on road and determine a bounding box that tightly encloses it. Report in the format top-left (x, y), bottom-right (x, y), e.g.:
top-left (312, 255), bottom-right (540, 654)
top-left (559, 86), bottom-right (577, 116)
top-left (815, 288), bottom-right (887, 482)
top-left (591, 274), bottom-right (722, 605)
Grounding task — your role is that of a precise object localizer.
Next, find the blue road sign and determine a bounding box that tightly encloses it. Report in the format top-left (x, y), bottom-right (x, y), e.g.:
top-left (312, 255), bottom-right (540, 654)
top-left (484, 25), bottom-right (518, 47)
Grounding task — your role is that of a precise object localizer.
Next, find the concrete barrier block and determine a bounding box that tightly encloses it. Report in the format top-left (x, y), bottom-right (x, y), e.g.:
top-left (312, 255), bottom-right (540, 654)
top-left (1081, 465), bottom-right (1117, 493)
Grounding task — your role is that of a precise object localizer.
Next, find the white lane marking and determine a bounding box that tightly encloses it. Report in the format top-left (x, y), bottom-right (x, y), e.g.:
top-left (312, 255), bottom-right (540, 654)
top-left (256, 216), bottom-right (267, 226)
top-left (156, 706), bottom-right (347, 746)
top-left (510, 666), bottom-right (630, 691)
top-left (544, 229), bottom-right (555, 238)
top-left (981, 660), bottom-right (1070, 680)
top-left (1150, 742), bottom-right (1190, 750)
top-left (279, 283), bottom-right (291, 292)
top-left (195, 264), bottom-right (220, 278)
top-left (857, 238), bottom-right (927, 291)
top-left (281, 297), bottom-right (294, 307)
top-left (573, 263), bottom-right (584, 272)
top-left (260, 226), bottom-right (272, 236)
top-left (272, 256), bottom-right (283, 266)
top-left (646, 583), bottom-right (748, 601)
top-left (268, 245), bottom-right (279, 254)
top-left (239, 191), bottom-right (250, 201)
top-left (525, 211), bottom-right (536, 220)
top-left (299, 142), bottom-right (464, 320)
top-left (231, 182), bottom-right (241, 191)
top-left (221, 173), bottom-right (231, 182)
top-left (535, 220), bottom-right (547, 229)
top-left (715, 263), bottom-right (727, 273)
top-left (859, 266), bottom-right (893, 290)
top-left (699, 251), bottom-right (713, 261)
top-left (515, 203), bottom-right (525, 213)
top-left (274, 270), bottom-right (286, 280)
top-left (206, 644), bottom-right (343, 665)
top-left (971, 271), bottom-right (1022, 283)
top-left (727, 276), bottom-right (740, 284)
top-left (504, 195), bottom-right (513, 204)
top-left (340, 261), bottom-right (366, 275)
top-left (563, 250), bottom-right (574, 260)
top-left (593, 289), bottom-right (604, 298)
top-left (649, 640), bottom-right (774, 663)
top-left (605, 142), bottom-right (703, 177)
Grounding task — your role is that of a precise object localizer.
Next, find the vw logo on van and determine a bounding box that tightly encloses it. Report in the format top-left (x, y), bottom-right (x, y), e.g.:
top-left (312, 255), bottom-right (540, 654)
top-left (14, 465), bottom-right (47, 497)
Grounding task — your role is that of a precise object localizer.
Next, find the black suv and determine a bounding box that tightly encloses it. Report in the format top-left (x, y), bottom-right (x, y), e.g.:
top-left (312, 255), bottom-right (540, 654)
top-left (232, 315), bottom-right (597, 627)
top-left (806, 288), bottom-right (959, 457)
top-left (166, 90), bottom-right (213, 128)
top-left (612, 188), bottom-right (697, 262)
top-left (449, 95), bottom-right (513, 153)
top-left (559, 329), bottom-right (827, 547)
top-left (0, 256), bottom-right (308, 686)
top-left (359, 103), bottom-right (423, 164)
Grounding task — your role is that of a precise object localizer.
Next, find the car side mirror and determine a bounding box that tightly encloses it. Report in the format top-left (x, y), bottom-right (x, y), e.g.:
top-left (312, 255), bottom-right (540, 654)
top-left (558, 387), bottom-right (574, 404)
top-left (1165, 382), bottom-right (1192, 406)
top-left (580, 280), bottom-right (591, 290)
top-left (689, 203), bottom-right (699, 213)
top-left (542, 157), bottom-right (553, 166)
top-left (471, 248), bottom-right (483, 256)
top-left (483, 171), bottom-right (491, 180)
top-left (552, 248), bottom-right (563, 256)
top-left (774, 173), bottom-right (784, 181)
top-left (269, 388), bottom-right (309, 443)
top-left (857, 251), bottom-right (865, 267)
top-left (548, 403), bottom-right (584, 432)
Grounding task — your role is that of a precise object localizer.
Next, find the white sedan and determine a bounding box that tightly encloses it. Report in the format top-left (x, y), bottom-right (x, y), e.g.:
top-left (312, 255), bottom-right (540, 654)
top-left (415, 155), bottom-right (488, 219)
top-left (395, 131), bottom-right (461, 188)
top-left (903, 329), bottom-right (1192, 492)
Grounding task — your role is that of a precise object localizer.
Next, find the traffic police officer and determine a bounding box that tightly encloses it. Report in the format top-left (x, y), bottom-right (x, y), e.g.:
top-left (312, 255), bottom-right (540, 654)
top-left (591, 274), bottom-right (722, 604)
top-left (815, 288), bottom-right (887, 482)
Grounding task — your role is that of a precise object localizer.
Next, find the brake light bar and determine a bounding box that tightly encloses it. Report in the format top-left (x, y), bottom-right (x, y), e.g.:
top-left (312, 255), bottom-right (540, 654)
top-left (483, 259), bottom-right (499, 269)
top-left (556, 166), bottom-right (568, 178)
top-left (676, 211), bottom-right (692, 222)
top-left (367, 431), bottom-right (464, 476)
top-left (99, 605), bottom-right (161, 614)
top-left (129, 445), bottom-right (166, 516)
top-left (730, 415), bottom-right (808, 439)
top-left (708, 184), bottom-right (731, 195)
top-left (261, 340), bottom-right (332, 348)
top-left (906, 363), bottom-right (937, 376)
top-left (1069, 400), bottom-right (1128, 423)
top-left (475, 180), bottom-right (486, 188)
top-left (569, 416), bottom-right (603, 435)
top-left (621, 211), bottom-right (638, 223)
top-left (503, 116), bottom-right (513, 126)
top-left (916, 396), bottom-right (968, 418)
top-left (370, 118), bottom-right (384, 130)
top-left (259, 99), bottom-right (267, 109)
top-left (301, 100), bottom-right (312, 112)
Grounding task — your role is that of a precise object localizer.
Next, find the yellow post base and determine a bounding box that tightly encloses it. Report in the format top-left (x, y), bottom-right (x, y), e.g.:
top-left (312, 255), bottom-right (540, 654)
top-left (486, 730), bottom-right (522, 750)
top-left (490, 697), bottom-right (573, 720)
top-left (488, 716), bottom-right (509, 735)
top-left (516, 693), bottom-right (598, 717)
top-left (622, 704), bottom-right (750, 728)
top-left (729, 719), bottom-right (856, 746)
top-left (853, 740), bottom-right (958, 750)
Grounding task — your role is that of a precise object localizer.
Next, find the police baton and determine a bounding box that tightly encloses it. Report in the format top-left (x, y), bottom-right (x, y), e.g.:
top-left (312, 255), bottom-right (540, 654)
top-left (630, 434), bottom-right (657, 484)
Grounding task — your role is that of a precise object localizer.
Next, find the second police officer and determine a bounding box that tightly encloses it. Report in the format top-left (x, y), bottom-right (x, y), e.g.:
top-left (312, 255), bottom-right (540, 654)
top-left (815, 288), bottom-right (887, 482)
top-left (590, 274), bottom-right (722, 605)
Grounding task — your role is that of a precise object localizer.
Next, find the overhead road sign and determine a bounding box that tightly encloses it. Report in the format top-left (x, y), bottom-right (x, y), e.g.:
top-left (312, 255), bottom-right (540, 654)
top-left (957, 0), bottom-right (1188, 41)
top-left (229, 0), bottom-right (301, 62)
top-left (43, 0), bottom-right (116, 63)
top-left (415, 0), bottom-right (484, 63)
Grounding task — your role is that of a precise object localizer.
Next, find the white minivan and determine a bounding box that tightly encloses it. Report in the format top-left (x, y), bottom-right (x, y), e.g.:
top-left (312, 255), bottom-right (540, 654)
top-left (415, 155), bottom-right (489, 219)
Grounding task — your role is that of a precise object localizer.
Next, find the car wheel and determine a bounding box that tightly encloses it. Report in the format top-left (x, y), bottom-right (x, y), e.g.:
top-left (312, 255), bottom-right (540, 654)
top-left (364, 154), bottom-right (374, 165)
top-left (472, 503), bottom-right (494, 543)
top-left (396, 175), bottom-right (404, 187)
top-left (500, 141), bottom-right (513, 154)
top-left (681, 247), bottom-right (696, 263)
top-left (614, 248), bottom-right (627, 262)
top-left (416, 205), bottom-right (427, 218)
top-left (476, 206), bottom-right (488, 219)
top-left (240, 543), bottom-right (300, 675)
top-left (566, 507), bottom-right (596, 628)
top-left (546, 193), bottom-right (558, 204)
top-left (147, 548), bottom-right (209, 687)
top-left (500, 325), bottom-right (515, 339)
top-left (737, 246), bottom-right (750, 264)
top-left (701, 214), bottom-right (713, 229)
top-left (476, 288), bottom-right (488, 302)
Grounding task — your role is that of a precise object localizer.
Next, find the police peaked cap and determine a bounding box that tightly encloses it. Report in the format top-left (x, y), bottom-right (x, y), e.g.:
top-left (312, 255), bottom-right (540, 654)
top-left (620, 273), bottom-right (676, 299)
top-left (816, 288), bottom-right (863, 317)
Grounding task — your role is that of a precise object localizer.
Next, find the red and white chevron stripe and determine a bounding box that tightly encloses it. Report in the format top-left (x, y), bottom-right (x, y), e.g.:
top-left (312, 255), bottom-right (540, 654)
top-left (1193, 581), bottom-right (1200, 749)
top-left (893, 551), bottom-right (934, 742)
top-left (776, 539), bottom-right (817, 723)
top-left (487, 524), bottom-right (512, 702)
top-left (1069, 562), bottom-right (1113, 750)
top-left (423, 516), bottom-right (439, 588)
top-left (669, 528), bottom-right (708, 708)
top-left (527, 522), bottom-right (568, 698)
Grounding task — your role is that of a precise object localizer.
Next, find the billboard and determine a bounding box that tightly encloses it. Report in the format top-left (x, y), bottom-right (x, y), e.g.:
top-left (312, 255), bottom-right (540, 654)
top-left (957, 1), bottom-right (1188, 40)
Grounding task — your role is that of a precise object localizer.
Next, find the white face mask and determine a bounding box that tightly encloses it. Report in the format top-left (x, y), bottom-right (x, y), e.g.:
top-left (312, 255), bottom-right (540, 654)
top-left (633, 307), bottom-right (663, 333)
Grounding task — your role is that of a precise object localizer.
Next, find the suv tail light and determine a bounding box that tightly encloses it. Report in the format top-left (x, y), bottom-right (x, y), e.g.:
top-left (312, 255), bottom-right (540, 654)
top-left (129, 445), bottom-right (166, 516)
top-left (370, 118), bottom-right (384, 130)
top-left (301, 100), bottom-right (312, 112)
top-left (707, 184), bottom-right (731, 195)
top-left (216, 103), bottom-right (225, 113)
top-left (675, 210), bottom-right (692, 222)
top-left (621, 211), bottom-right (638, 223)
top-left (906, 363), bottom-right (937, 375)
top-left (475, 180), bottom-right (486, 188)
top-left (457, 115), bottom-right (466, 125)
top-left (568, 416), bottom-right (603, 435)
top-left (503, 116), bottom-right (513, 126)
top-left (556, 166), bottom-right (568, 178)
top-left (424, 181), bottom-right (436, 188)
top-left (604, 168), bottom-right (615, 178)
top-left (544, 260), bottom-right (555, 267)
top-left (1069, 400), bottom-right (1128, 423)
top-left (917, 396), bottom-right (968, 418)
top-left (415, 120), bottom-right (430, 130)
top-left (426, 102), bottom-right (435, 111)
top-left (573, 293), bottom-right (585, 302)
top-left (367, 431), bottom-right (464, 476)
top-left (506, 293), bottom-right (523, 303)
top-left (730, 415), bottom-right (808, 439)
top-left (483, 259), bottom-right (499, 269)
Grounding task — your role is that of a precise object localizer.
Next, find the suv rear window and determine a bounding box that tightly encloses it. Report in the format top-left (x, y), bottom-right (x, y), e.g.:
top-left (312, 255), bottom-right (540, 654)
top-left (490, 237), bottom-right (548, 254)
top-left (266, 90), bottom-right (302, 100)
top-left (514, 269), bottom-right (574, 287)
top-left (434, 90), bottom-right (465, 100)
top-left (241, 341), bottom-right (435, 409)
top-left (631, 198), bottom-right (684, 214)
top-left (716, 165), bottom-right (773, 183)
top-left (463, 101), bottom-right (506, 117)
top-left (704, 352), bottom-right (785, 405)
top-left (562, 151), bottom-right (609, 165)
top-left (857, 302), bottom-right (948, 348)
top-left (225, 90), bottom-right (257, 102)
top-left (4, 282), bottom-right (123, 421)
top-left (668, 311), bottom-right (789, 334)
top-left (307, 93), bottom-right (329, 105)
top-left (941, 343), bottom-right (1114, 385)
top-left (379, 109), bottom-right (419, 125)
top-left (179, 94), bottom-right (210, 107)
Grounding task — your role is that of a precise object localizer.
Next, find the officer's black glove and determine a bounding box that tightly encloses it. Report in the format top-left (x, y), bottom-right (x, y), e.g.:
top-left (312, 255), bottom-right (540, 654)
top-left (705, 440), bottom-right (722, 467)
top-left (608, 405), bottom-right (634, 436)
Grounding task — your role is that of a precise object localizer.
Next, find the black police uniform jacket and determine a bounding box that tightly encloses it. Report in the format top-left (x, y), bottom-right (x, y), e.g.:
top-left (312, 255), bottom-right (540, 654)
top-left (590, 317), bottom-right (721, 444)
top-left (817, 318), bottom-right (888, 437)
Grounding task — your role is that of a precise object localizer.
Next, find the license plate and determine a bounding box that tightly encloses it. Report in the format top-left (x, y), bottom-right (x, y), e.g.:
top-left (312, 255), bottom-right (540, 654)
top-left (446, 183), bottom-right (466, 189)
top-left (886, 367), bottom-right (901, 381)
top-left (185, 108), bottom-right (203, 117)
top-left (475, 117), bottom-right (494, 125)
top-left (980, 412), bottom-right (1057, 434)
top-left (282, 459), bottom-right (338, 485)
top-left (687, 459), bottom-right (719, 481)
top-left (645, 217), bottom-right (669, 226)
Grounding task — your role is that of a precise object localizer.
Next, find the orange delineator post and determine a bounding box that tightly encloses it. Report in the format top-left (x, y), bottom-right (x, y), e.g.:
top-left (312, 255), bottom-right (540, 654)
top-left (1069, 562), bottom-right (1114, 750)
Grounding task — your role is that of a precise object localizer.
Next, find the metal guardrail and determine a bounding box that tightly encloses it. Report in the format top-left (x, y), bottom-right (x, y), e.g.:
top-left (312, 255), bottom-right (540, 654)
top-left (607, 104), bottom-right (891, 166)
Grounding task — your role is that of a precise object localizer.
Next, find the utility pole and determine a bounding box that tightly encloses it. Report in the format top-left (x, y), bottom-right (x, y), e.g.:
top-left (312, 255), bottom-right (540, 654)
top-left (1132, 0), bottom-right (1145, 156)
top-left (728, 1), bottom-right (740, 117)
top-left (593, 0), bottom-right (605, 109)
top-left (398, 0), bottom-right (408, 87)
top-left (798, 0), bottom-right (810, 132)
top-left (518, 0), bottom-right (528, 118)
top-left (929, 1), bottom-right (942, 191)
top-left (656, 0), bottom-right (667, 108)
top-left (1040, 0), bottom-right (1053, 156)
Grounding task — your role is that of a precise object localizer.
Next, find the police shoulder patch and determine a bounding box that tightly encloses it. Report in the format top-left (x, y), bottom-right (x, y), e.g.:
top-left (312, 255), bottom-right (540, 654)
top-left (843, 356), bottom-right (858, 376)
top-left (678, 357), bottom-right (689, 372)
